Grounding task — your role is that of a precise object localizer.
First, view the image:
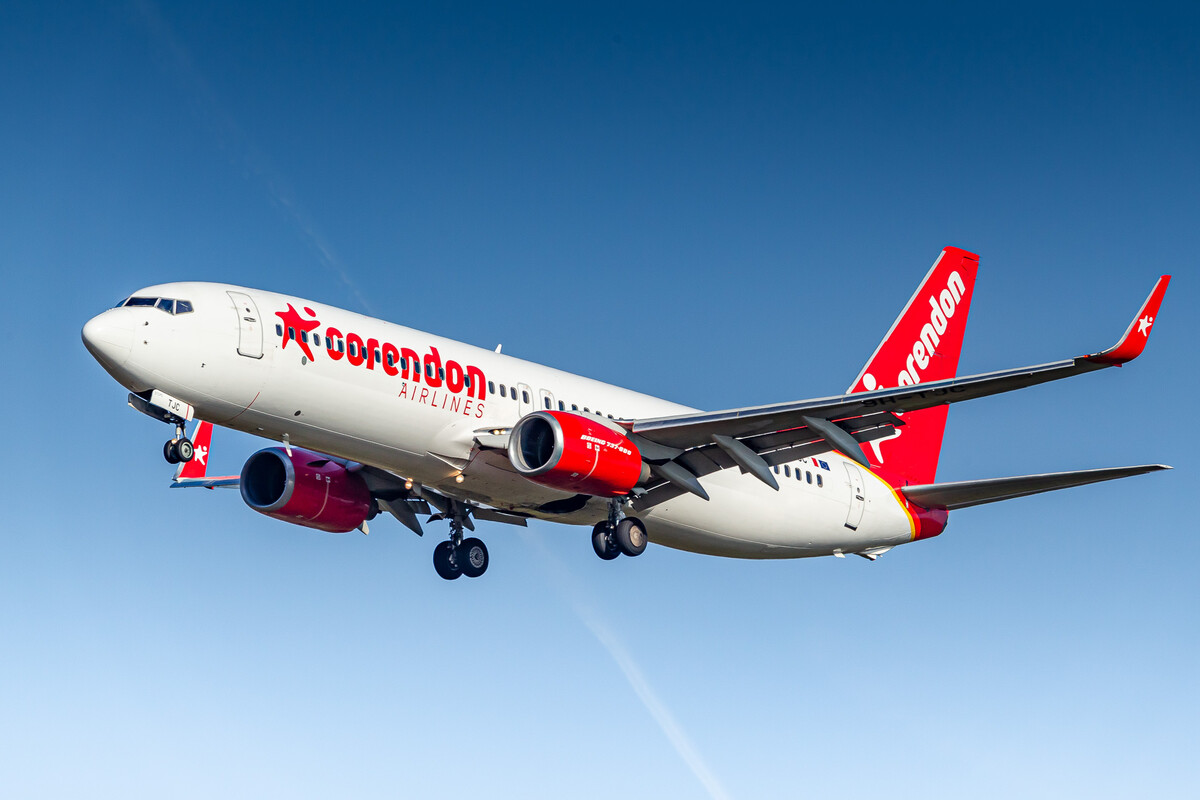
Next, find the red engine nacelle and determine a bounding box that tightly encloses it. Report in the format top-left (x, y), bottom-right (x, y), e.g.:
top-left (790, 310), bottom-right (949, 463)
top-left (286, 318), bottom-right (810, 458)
top-left (240, 447), bottom-right (372, 533)
top-left (507, 411), bottom-right (646, 497)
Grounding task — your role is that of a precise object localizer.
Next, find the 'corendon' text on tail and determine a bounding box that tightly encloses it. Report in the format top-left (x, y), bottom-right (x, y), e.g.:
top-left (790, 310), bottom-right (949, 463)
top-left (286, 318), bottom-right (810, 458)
top-left (846, 247), bottom-right (979, 486)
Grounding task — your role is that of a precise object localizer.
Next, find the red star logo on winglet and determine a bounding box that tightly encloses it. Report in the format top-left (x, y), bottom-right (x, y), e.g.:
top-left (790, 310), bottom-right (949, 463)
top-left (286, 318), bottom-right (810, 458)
top-left (276, 303), bottom-right (321, 360)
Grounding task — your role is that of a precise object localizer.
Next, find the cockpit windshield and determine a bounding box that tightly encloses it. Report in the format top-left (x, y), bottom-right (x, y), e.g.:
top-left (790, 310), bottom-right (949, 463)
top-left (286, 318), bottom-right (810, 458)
top-left (114, 296), bottom-right (195, 314)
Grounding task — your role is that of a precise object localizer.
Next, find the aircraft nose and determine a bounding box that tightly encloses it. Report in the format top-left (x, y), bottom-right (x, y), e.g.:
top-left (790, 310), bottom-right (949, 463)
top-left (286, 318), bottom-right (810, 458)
top-left (82, 311), bottom-right (133, 368)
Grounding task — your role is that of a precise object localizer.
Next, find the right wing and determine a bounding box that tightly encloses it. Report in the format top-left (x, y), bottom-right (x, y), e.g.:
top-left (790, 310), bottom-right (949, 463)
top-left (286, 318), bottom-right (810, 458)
top-left (624, 275), bottom-right (1170, 504)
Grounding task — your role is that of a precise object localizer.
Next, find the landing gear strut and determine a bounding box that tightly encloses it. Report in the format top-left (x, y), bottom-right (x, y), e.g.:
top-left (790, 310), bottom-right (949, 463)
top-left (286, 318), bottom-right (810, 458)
top-left (162, 422), bottom-right (194, 464)
top-left (592, 499), bottom-right (648, 560)
top-left (432, 501), bottom-right (489, 580)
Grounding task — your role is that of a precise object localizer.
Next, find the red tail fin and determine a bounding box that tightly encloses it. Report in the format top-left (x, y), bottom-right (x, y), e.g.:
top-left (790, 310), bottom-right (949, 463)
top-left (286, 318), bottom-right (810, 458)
top-left (847, 247), bottom-right (979, 485)
top-left (176, 420), bottom-right (213, 480)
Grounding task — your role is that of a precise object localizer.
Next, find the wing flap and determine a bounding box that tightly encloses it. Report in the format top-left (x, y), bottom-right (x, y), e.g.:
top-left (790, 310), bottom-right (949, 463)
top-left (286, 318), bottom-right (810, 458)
top-left (900, 465), bottom-right (1171, 510)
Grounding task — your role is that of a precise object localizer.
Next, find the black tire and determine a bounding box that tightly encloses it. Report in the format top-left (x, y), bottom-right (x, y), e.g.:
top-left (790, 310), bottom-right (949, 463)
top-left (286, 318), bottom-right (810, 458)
top-left (592, 522), bottom-right (619, 560)
top-left (615, 517), bottom-right (648, 557)
top-left (457, 538), bottom-right (489, 578)
top-left (433, 541), bottom-right (461, 580)
top-left (175, 437), bottom-right (194, 462)
top-left (163, 440), bottom-right (180, 464)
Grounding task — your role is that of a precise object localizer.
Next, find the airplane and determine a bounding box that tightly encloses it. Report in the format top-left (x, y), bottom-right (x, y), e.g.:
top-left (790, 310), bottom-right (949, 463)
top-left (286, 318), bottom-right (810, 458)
top-left (81, 247), bottom-right (1171, 580)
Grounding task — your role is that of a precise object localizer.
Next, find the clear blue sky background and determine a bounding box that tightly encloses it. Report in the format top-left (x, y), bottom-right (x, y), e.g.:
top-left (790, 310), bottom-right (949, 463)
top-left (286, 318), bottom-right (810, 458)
top-left (2, 2), bottom-right (1197, 797)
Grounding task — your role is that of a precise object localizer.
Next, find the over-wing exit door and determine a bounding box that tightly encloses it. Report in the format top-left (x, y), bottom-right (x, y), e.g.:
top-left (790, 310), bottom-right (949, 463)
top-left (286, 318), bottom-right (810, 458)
top-left (844, 462), bottom-right (866, 530)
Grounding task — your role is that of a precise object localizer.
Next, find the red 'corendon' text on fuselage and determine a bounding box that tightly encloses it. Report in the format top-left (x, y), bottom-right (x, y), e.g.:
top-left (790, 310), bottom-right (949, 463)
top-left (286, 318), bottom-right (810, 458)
top-left (275, 303), bottom-right (488, 402)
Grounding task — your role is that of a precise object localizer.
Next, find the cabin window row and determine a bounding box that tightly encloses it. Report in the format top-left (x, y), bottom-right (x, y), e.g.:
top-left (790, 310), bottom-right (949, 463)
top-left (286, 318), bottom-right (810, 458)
top-left (773, 464), bottom-right (824, 487)
top-left (481, 380), bottom-right (617, 419)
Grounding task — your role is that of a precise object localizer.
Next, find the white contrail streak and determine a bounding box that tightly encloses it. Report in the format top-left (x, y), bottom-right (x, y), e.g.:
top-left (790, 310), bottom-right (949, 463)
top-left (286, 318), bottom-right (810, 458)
top-left (520, 531), bottom-right (733, 800)
top-left (131, 0), bottom-right (377, 315)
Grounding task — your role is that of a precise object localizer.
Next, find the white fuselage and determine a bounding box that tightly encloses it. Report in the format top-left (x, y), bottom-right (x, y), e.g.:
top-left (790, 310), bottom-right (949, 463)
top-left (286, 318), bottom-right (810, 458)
top-left (83, 282), bottom-right (924, 559)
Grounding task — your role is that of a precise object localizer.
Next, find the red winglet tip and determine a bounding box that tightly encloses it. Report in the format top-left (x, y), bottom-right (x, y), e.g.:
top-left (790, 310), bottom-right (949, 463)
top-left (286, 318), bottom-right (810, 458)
top-left (1087, 275), bottom-right (1170, 365)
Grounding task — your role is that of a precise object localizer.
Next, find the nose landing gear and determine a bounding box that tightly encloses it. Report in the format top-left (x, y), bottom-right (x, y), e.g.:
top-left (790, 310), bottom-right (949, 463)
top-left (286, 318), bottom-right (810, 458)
top-left (126, 391), bottom-right (196, 465)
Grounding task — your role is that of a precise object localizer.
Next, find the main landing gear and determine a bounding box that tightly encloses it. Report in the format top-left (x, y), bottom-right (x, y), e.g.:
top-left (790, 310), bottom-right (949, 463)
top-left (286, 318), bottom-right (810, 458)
top-left (592, 499), bottom-right (648, 560)
top-left (162, 422), bottom-right (194, 464)
top-left (432, 501), bottom-right (489, 581)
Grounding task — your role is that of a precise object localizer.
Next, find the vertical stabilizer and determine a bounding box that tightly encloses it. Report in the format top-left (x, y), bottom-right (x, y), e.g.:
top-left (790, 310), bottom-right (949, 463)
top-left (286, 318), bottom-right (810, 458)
top-left (847, 247), bottom-right (979, 485)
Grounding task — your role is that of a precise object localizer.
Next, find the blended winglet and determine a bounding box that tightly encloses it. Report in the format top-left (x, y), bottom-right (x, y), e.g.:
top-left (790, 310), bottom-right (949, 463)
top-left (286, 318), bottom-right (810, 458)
top-left (1085, 275), bottom-right (1170, 365)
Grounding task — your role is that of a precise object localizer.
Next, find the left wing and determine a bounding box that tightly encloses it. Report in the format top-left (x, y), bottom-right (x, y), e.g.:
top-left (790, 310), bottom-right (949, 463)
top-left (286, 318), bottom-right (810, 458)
top-left (170, 420), bottom-right (528, 533)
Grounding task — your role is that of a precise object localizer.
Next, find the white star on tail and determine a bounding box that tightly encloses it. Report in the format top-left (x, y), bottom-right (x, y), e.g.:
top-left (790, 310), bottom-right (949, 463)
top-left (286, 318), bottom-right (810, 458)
top-left (193, 445), bottom-right (208, 466)
top-left (1138, 315), bottom-right (1154, 336)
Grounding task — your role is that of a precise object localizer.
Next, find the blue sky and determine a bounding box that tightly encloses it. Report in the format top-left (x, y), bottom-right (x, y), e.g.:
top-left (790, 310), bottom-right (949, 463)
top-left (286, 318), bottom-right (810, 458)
top-left (2, 2), bottom-right (1197, 797)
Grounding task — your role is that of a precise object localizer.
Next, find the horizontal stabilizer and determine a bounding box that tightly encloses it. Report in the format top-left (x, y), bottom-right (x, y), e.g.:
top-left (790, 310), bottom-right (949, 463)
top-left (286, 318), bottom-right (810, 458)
top-left (901, 464), bottom-right (1171, 510)
top-left (170, 476), bottom-right (240, 489)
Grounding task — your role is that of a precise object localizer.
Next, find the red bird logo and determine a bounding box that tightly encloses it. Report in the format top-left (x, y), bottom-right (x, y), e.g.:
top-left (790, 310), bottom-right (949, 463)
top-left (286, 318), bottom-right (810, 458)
top-left (275, 303), bottom-right (321, 360)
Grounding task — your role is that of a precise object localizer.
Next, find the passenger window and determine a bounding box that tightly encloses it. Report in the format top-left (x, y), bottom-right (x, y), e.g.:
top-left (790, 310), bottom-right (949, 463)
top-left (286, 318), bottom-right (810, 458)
top-left (806, 472), bottom-right (813, 484)
top-left (571, 404), bottom-right (579, 411)
top-left (276, 324), bottom-right (283, 337)
top-left (313, 334), bottom-right (320, 347)
top-left (376, 349), bottom-right (382, 363)
top-left (400, 357), bottom-right (407, 369)
top-left (500, 385), bottom-right (507, 398)
top-left (386, 352), bottom-right (394, 366)
top-left (583, 407), bottom-right (590, 413)
top-left (522, 390), bottom-right (530, 403)
top-left (464, 376), bottom-right (471, 389)
top-left (288, 327), bottom-right (296, 340)
top-left (784, 465), bottom-right (791, 478)
top-left (338, 340), bottom-right (345, 353)
top-left (175, 300), bottom-right (193, 314)
top-left (509, 386), bottom-right (516, 399)
top-left (773, 466), bottom-right (780, 474)
top-left (156, 298), bottom-right (174, 313)
top-left (300, 330), bottom-right (308, 343)
top-left (488, 381), bottom-right (496, 394)
top-left (544, 397), bottom-right (552, 409)
top-left (558, 401), bottom-right (565, 411)
top-left (817, 475), bottom-right (823, 488)
top-left (439, 368), bottom-right (445, 380)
